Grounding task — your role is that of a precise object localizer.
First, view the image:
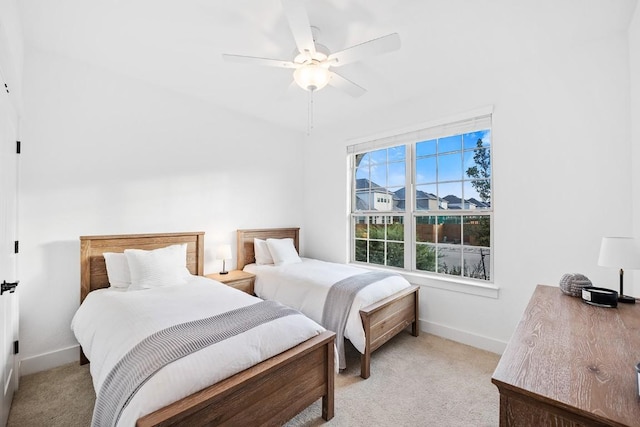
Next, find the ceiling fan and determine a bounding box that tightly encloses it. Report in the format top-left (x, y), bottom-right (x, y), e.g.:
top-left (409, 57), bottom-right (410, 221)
top-left (222, 0), bottom-right (401, 100)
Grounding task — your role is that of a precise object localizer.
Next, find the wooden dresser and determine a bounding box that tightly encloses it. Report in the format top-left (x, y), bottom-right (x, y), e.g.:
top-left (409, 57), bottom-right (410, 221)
top-left (492, 284), bottom-right (640, 426)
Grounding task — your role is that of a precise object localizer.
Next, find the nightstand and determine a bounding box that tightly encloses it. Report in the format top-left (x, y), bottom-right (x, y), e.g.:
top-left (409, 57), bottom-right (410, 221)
top-left (206, 270), bottom-right (255, 295)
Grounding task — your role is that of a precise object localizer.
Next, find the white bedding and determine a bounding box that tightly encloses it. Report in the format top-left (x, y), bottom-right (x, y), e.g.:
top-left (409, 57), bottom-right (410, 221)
top-left (244, 258), bottom-right (411, 355)
top-left (71, 275), bottom-right (326, 426)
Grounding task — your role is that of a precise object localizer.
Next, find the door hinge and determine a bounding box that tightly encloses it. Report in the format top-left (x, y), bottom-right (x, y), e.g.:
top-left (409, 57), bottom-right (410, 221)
top-left (1, 280), bottom-right (18, 295)
top-left (4, 83), bottom-right (8, 94)
top-left (13, 341), bottom-right (18, 355)
top-left (16, 140), bottom-right (20, 154)
top-left (14, 240), bottom-right (18, 254)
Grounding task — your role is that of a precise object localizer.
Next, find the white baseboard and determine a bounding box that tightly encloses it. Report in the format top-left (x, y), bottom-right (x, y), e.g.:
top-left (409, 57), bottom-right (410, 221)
top-left (19, 345), bottom-right (79, 376)
top-left (420, 319), bottom-right (507, 355)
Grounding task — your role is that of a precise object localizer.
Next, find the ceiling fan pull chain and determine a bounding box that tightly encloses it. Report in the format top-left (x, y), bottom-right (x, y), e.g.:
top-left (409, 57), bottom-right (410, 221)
top-left (307, 89), bottom-right (314, 135)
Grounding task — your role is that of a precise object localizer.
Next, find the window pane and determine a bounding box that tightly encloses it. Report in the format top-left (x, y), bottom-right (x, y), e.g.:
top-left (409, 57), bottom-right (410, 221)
top-left (416, 157), bottom-right (437, 184)
top-left (463, 151), bottom-right (476, 176)
top-left (439, 135), bottom-right (462, 153)
top-left (388, 162), bottom-right (406, 188)
top-left (464, 148), bottom-right (491, 180)
top-left (387, 187), bottom-right (403, 209)
top-left (387, 218), bottom-right (404, 241)
top-left (417, 139), bottom-right (436, 156)
top-left (354, 217), bottom-right (368, 238)
top-left (369, 149), bottom-right (387, 165)
top-left (438, 152), bottom-right (462, 182)
top-left (393, 187), bottom-right (406, 210)
top-left (416, 243), bottom-right (436, 272)
top-left (369, 241), bottom-right (385, 265)
top-left (356, 177), bottom-right (370, 190)
top-left (438, 182), bottom-right (462, 209)
top-left (438, 245), bottom-right (462, 276)
top-left (464, 247), bottom-right (490, 280)
top-left (356, 152), bottom-right (371, 168)
top-left (438, 216), bottom-right (461, 244)
top-left (463, 180), bottom-right (491, 208)
top-left (355, 165), bottom-right (369, 181)
top-left (388, 146), bottom-right (406, 162)
top-left (463, 130), bottom-right (491, 150)
top-left (369, 216), bottom-right (386, 239)
top-left (387, 242), bottom-right (404, 267)
top-left (370, 168), bottom-right (387, 189)
top-left (416, 184), bottom-right (439, 211)
top-left (463, 215), bottom-right (490, 247)
top-left (355, 239), bottom-right (367, 262)
top-left (416, 216), bottom-right (437, 243)
top-left (355, 190), bottom-right (370, 211)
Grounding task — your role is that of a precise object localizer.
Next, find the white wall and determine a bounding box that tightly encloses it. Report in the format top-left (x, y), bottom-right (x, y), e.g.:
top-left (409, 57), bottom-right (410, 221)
top-left (18, 48), bottom-right (305, 373)
top-left (303, 7), bottom-right (635, 353)
top-left (0, 0), bottom-right (23, 115)
top-left (631, 2), bottom-right (640, 291)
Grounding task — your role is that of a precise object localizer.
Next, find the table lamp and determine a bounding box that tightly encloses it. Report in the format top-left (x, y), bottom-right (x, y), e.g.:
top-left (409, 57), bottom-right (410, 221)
top-left (598, 237), bottom-right (640, 304)
top-left (216, 244), bottom-right (232, 275)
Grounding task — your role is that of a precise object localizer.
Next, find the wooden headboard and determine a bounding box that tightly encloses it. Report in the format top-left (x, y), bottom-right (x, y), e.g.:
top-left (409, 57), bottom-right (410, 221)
top-left (236, 228), bottom-right (299, 270)
top-left (79, 231), bottom-right (205, 303)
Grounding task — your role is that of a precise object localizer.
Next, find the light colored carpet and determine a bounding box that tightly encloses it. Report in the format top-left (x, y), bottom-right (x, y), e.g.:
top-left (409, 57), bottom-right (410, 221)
top-left (8, 333), bottom-right (500, 426)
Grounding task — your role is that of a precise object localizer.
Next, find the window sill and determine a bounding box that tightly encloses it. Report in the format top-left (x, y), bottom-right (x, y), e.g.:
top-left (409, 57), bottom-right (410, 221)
top-left (348, 263), bottom-right (500, 299)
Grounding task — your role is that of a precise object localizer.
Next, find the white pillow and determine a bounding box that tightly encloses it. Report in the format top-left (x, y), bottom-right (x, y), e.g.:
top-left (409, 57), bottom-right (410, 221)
top-left (254, 238), bottom-right (274, 265)
top-left (266, 238), bottom-right (301, 266)
top-left (124, 244), bottom-right (191, 291)
top-left (103, 252), bottom-right (131, 289)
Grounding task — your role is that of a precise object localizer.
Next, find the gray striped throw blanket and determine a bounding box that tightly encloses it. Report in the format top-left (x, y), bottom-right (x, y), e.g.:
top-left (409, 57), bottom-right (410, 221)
top-left (321, 271), bottom-right (398, 369)
top-left (92, 300), bottom-right (300, 427)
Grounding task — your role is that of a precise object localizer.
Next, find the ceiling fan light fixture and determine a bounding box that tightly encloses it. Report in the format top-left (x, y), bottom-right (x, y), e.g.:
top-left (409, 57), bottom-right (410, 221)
top-left (293, 61), bottom-right (331, 91)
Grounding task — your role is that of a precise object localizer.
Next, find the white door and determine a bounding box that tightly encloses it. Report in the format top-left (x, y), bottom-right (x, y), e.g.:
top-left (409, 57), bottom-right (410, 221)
top-left (0, 73), bottom-right (19, 427)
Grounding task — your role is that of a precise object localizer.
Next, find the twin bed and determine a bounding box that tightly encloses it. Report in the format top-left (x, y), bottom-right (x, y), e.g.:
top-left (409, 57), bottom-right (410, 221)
top-left (75, 228), bottom-right (420, 425)
top-left (236, 227), bottom-right (420, 379)
top-left (76, 232), bottom-right (335, 427)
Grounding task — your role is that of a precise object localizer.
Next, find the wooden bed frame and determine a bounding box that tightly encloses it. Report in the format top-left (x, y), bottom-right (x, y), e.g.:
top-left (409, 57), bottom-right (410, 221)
top-left (79, 231), bottom-right (335, 426)
top-left (236, 227), bottom-right (420, 379)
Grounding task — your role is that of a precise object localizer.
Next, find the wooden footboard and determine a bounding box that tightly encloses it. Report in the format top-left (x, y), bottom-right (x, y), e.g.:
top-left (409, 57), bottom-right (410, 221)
top-left (236, 227), bottom-right (421, 379)
top-left (137, 330), bottom-right (336, 426)
top-left (359, 285), bottom-right (419, 379)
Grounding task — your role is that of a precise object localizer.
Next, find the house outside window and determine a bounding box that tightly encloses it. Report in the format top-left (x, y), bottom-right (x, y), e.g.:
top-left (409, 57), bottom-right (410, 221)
top-left (349, 112), bottom-right (493, 282)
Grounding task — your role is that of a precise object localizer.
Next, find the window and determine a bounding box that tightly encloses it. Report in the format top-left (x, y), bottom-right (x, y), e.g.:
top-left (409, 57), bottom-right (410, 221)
top-left (349, 113), bottom-right (492, 282)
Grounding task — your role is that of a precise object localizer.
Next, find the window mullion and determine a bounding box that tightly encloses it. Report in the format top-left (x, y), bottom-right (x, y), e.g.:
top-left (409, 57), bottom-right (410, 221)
top-left (405, 143), bottom-right (414, 271)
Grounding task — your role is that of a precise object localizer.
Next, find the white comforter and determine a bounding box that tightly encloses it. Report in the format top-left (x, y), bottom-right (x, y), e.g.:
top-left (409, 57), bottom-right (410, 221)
top-left (244, 258), bottom-right (411, 355)
top-left (71, 275), bottom-right (325, 426)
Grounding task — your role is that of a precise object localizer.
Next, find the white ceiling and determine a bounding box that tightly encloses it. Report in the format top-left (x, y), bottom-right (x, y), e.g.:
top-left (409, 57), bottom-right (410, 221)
top-left (17, 0), bottom-right (637, 133)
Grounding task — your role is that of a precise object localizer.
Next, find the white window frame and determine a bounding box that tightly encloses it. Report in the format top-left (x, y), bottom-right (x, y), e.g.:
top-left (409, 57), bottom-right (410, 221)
top-left (347, 107), bottom-right (498, 297)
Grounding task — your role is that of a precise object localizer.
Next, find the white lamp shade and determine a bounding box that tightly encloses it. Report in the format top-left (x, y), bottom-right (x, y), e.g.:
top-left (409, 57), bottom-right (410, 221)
top-left (216, 244), bottom-right (232, 260)
top-left (598, 237), bottom-right (640, 269)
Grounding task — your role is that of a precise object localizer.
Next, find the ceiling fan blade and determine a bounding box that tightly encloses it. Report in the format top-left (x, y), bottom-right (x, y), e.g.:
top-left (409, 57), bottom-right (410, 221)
top-left (281, 0), bottom-right (316, 56)
top-left (329, 71), bottom-right (367, 98)
top-left (328, 33), bottom-right (401, 67)
top-left (222, 54), bottom-right (297, 69)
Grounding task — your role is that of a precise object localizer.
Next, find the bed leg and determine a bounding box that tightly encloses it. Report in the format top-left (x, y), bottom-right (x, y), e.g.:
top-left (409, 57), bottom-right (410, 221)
top-left (360, 308), bottom-right (372, 379)
top-left (412, 287), bottom-right (420, 337)
top-left (322, 339), bottom-right (335, 420)
top-left (80, 347), bottom-right (89, 365)
top-left (360, 351), bottom-right (371, 379)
